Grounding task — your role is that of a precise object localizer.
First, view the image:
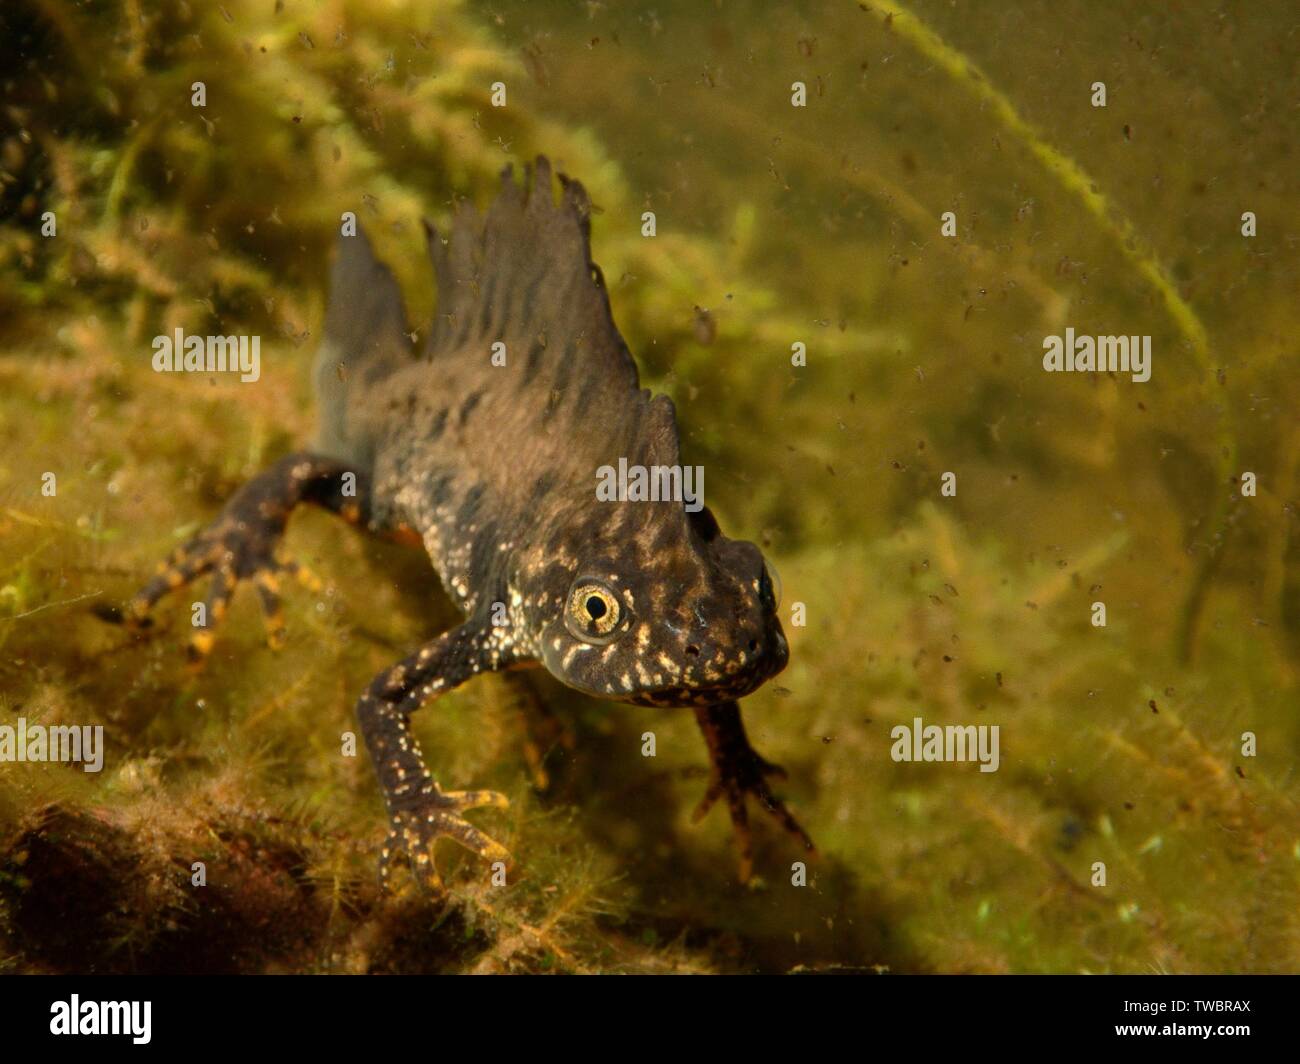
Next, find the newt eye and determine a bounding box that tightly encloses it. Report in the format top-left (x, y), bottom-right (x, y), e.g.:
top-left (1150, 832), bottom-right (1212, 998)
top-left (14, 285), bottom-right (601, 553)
top-left (565, 579), bottom-right (626, 644)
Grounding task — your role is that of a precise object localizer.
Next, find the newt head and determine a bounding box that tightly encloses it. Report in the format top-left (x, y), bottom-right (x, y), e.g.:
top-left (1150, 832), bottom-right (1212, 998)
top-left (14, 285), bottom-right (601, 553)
top-left (526, 503), bottom-right (789, 708)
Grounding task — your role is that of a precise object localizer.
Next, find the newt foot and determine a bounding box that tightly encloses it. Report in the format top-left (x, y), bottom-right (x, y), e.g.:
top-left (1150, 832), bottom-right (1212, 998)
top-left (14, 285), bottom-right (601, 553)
top-left (693, 750), bottom-right (816, 883)
top-left (379, 788), bottom-right (510, 893)
top-left (105, 480), bottom-right (324, 662)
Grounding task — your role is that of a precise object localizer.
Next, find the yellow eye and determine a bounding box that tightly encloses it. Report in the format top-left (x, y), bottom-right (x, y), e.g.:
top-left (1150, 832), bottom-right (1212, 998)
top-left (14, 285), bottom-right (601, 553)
top-left (565, 580), bottom-right (624, 643)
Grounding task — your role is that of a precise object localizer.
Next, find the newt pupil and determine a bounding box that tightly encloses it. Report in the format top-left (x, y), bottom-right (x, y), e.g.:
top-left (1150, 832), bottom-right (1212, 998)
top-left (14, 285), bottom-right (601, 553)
top-left (585, 595), bottom-right (607, 620)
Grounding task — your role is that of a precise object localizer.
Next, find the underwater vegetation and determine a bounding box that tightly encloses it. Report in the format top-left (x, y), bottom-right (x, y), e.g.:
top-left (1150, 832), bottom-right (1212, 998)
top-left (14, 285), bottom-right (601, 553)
top-left (0, 0), bottom-right (1297, 973)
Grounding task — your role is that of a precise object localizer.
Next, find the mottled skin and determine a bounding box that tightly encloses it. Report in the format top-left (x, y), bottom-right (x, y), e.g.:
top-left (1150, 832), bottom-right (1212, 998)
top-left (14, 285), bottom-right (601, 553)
top-left (111, 157), bottom-right (813, 886)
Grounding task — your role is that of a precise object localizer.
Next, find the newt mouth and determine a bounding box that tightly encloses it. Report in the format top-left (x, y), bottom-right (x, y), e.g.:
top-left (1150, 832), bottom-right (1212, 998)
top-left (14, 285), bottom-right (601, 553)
top-left (626, 682), bottom-right (768, 709)
top-left (623, 650), bottom-right (788, 708)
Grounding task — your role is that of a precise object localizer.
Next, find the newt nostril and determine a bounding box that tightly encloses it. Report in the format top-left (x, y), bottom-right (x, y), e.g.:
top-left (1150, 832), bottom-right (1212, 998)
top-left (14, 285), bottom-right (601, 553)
top-left (685, 644), bottom-right (701, 658)
top-left (747, 638), bottom-right (759, 652)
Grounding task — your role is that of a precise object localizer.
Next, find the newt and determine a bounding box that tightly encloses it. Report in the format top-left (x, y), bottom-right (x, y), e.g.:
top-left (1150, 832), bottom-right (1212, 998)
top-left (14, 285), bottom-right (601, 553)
top-left (108, 157), bottom-right (813, 887)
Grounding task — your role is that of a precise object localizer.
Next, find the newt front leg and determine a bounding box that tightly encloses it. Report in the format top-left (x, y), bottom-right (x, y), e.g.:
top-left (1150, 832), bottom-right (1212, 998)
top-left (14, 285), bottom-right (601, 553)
top-left (358, 622), bottom-right (514, 891)
top-left (97, 452), bottom-right (369, 661)
top-left (692, 701), bottom-right (815, 882)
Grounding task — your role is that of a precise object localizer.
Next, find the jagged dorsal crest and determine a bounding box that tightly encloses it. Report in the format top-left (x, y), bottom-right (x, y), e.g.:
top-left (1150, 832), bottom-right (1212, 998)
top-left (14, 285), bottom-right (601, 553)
top-left (423, 155), bottom-right (681, 477)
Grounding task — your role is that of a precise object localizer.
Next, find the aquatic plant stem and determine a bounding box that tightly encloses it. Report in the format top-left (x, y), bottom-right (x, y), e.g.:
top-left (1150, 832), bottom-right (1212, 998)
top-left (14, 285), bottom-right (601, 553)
top-left (863, 0), bottom-right (1236, 660)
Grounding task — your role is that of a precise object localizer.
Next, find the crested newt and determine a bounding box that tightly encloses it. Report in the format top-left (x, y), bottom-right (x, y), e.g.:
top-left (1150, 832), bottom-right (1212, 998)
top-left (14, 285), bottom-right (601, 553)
top-left (111, 157), bottom-right (813, 887)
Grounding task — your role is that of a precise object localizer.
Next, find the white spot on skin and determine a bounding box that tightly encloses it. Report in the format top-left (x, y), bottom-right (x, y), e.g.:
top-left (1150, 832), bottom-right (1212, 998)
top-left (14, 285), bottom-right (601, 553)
top-left (561, 643), bottom-right (594, 670)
